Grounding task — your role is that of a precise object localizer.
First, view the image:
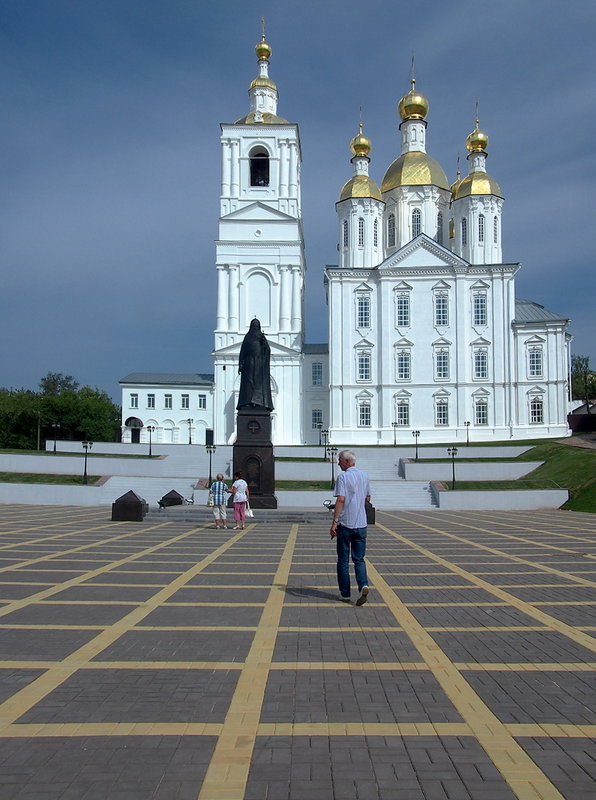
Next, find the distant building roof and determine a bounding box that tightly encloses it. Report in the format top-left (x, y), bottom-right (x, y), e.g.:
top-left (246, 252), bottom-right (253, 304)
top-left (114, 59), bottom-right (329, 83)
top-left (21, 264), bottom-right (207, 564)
top-left (119, 372), bottom-right (214, 386)
top-left (513, 299), bottom-right (569, 325)
top-left (303, 343), bottom-right (329, 354)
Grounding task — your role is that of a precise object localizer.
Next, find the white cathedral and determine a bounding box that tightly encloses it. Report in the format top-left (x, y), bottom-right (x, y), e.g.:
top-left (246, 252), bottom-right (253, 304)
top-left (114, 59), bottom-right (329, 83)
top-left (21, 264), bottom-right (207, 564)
top-left (120, 35), bottom-right (571, 447)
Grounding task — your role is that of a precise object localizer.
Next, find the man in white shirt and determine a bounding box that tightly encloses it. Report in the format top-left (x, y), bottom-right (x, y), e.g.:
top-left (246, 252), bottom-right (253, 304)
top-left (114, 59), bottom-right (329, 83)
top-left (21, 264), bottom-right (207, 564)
top-left (329, 449), bottom-right (371, 605)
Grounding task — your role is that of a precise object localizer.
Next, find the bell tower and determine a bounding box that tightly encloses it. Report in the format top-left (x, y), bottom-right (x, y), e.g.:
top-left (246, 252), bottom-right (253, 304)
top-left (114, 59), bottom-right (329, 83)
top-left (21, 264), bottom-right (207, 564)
top-left (213, 30), bottom-right (306, 445)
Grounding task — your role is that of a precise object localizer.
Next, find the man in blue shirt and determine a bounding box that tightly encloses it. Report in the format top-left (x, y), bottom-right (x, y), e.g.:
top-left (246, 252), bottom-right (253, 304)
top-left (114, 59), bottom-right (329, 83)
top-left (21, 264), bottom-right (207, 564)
top-left (330, 449), bottom-right (371, 605)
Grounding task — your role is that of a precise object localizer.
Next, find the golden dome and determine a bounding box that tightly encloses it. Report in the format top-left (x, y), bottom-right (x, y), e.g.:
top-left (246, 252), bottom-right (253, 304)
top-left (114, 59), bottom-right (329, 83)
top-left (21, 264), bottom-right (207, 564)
top-left (398, 79), bottom-right (429, 121)
top-left (382, 151), bottom-right (449, 192)
top-left (454, 171), bottom-right (502, 199)
top-left (350, 122), bottom-right (371, 157)
top-left (249, 75), bottom-right (277, 91)
top-left (338, 174), bottom-right (382, 202)
top-left (255, 37), bottom-right (272, 61)
top-left (466, 119), bottom-right (489, 152)
top-left (235, 111), bottom-right (289, 125)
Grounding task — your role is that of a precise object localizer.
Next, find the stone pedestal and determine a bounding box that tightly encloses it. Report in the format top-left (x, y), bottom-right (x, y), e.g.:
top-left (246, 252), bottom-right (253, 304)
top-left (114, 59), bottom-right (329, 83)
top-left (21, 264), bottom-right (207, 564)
top-left (232, 408), bottom-right (277, 509)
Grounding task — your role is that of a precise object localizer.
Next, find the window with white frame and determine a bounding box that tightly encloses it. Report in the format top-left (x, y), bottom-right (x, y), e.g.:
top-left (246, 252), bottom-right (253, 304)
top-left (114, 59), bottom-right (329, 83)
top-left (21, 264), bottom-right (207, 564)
top-left (373, 218), bottom-right (378, 248)
top-left (412, 208), bottom-right (421, 238)
top-left (358, 217), bottom-right (364, 247)
top-left (396, 350), bottom-right (411, 381)
top-left (461, 217), bottom-right (467, 245)
top-left (181, 394), bottom-right (189, 409)
top-left (396, 293), bottom-right (410, 327)
top-left (147, 394), bottom-right (155, 409)
top-left (342, 219), bottom-right (348, 247)
top-left (396, 400), bottom-right (410, 426)
top-left (358, 402), bottom-right (371, 427)
top-left (478, 213), bottom-right (485, 242)
top-left (435, 348), bottom-right (450, 380)
top-left (434, 292), bottom-right (448, 326)
top-left (130, 393), bottom-right (138, 409)
top-left (528, 348), bottom-right (543, 377)
top-left (437, 212), bottom-right (443, 245)
top-left (530, 396), bottom-right (544, 424)
top-left (473, 292), bottom-right (487, 326)
top-left (311, 362), bottom-right (323, 386)
top-left (312, 408), bottom-right (322, 429)
top-left (164, 394), bottom-right (173, 409)
top-left (435, 398), bottom-right (449, 426)
top-left (357, 351), bottom-right (371, 381)
top-left (198, 394), bottom-right (207, 410)
top-left (475, 398), bottom-right (488, 425)
top-left (493, 216), bottom-right (498, 244)
top-left (473, 348), bottom-right (488, 379)
top-left (356, 294), bottom-right (370, 328)
top-left (388, 213), bottom-right (395, 247)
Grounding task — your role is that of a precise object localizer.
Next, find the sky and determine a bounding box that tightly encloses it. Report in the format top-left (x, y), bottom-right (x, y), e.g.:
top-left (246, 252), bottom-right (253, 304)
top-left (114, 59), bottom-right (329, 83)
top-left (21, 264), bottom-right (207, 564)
top-left (2, 0), bottom-right (595, 401)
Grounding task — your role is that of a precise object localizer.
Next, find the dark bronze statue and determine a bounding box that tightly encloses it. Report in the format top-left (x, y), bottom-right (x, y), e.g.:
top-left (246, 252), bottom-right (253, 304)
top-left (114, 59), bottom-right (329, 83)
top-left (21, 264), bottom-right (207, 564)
top-left (237, 318), bottom-right (274, 411)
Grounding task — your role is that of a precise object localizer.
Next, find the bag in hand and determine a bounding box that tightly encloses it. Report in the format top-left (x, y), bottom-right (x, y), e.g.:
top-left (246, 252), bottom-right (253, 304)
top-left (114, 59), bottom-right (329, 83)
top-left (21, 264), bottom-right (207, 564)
top-left (245, 502), bottom-right (254, 518)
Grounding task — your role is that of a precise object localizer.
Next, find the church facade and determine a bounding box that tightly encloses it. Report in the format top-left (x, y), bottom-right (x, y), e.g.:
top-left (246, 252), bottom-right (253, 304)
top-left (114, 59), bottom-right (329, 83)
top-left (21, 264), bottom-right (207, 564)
top-left (120, 35), bottom-right (571, 446)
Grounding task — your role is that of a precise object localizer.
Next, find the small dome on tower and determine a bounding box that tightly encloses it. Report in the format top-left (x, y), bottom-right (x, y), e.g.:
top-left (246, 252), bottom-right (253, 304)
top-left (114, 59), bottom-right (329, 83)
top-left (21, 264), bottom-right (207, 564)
top-left (453, 172), bottom-right (502, 200)
top-left (255, 36), bottom-right (272, 61)
top-left (350, 123), bottom-right (371, 157)
top-left (338, 175), bottom-right (382, 202)
top-left (466, 119), bottom-right (489, 153)
top-left (398, 79), bottom-right (429, 121)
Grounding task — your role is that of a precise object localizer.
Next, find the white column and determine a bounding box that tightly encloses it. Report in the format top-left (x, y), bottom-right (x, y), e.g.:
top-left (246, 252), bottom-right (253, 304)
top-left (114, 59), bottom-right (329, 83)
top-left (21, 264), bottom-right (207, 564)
top-left (289, 142), bottom-right (297, 198)
top-left (228, 265), bottom-right (238, 330)
top-left (216, 265), bottom-right (228, 330)
top-left (279, 265), bottom-right (291, 331)
top-left (221, 139), bottom-right (231, 197)
top-left (290, 266), bottom-right (302, 333)
top-left (279, 140), bottom-right (288, 197)
top-left (230, 140), bottom-right (239, 197)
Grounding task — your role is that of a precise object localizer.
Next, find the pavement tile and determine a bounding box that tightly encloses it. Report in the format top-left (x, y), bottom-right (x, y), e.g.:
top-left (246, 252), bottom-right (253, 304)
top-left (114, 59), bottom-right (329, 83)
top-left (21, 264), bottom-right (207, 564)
top-left (0, 629), bottom-right (99, 661)
top-left (272, 630), bottom-right (422, 662)
top-left (90, 629), bottom-right (255, 662)
top-left (429, 630), bottom-right (596, 663)
top-left (516, 737), bottom-right (596, 800)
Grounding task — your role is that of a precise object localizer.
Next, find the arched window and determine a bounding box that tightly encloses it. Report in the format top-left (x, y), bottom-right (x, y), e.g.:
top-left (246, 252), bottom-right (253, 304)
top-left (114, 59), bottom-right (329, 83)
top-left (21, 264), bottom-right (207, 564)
top-left (478, 214), bottom-right (485, 242)
top-left (530, 397), bottom-right (544, 424)
top-left (396, 400), bottom-right (410, 426)
top-left (358, 217), bottom-right (365, 247)
top-left (412, 208), bottom-right (421, 238)
top-left (388, 213), bottom-right (395, 247)
top-left (373, 218), bottom-right (378, 248)
top-left (342, 220), bottom-right (348, 247)
top-left (249, 148), bottom-right (269, 186)
top-left (493, 216), bottom-right (498, 244)
top-left (461, 217), bottom-right (468, 246)
top-left (475, 398), bottom-right (488, 425)
top-left (356, 295), bottom-right (370, 328)
top-left (437, 212), bottom-right (443, 245)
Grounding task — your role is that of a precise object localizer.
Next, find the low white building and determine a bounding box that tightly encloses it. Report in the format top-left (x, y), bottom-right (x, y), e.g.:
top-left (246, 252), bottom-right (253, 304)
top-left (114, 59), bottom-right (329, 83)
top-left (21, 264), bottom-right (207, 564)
top-left (120, 35), bottom-right (571, 446)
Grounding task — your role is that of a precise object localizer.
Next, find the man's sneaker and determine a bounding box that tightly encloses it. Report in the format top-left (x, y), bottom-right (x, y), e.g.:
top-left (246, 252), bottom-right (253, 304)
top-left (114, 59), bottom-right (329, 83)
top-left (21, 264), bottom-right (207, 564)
top-left (339, 595), bottom-right (351, 603)
top-left (356, 586), bottom-right (369, 606)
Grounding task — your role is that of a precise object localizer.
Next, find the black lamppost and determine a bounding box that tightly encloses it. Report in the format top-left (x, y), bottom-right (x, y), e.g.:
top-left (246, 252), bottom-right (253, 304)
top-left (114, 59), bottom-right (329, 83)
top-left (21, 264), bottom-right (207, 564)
top-left (205, 444), bottom-right (216, 487)
top-left (147, 425), bottom-right (155, 458)
top-left (412, 430), bottom-right (420, 460)
top-left (82, 440), bottom-right (93, 485)
top-left (447, 446), bottom-right (458, 490)
top-left (51, 422), bottom-right (60, 454)
top-left (186, 418), bottom-right (194, 445)
top-left (321, 429), bottom-right (329, 460)
top-left (317, 423), bottom-right (323, 446)
top-left (328, 446), bottom-right (338, 490)
top-left (392, 421), bottom-right (398, 447)
top-left (464, 421), bottom-right (470, 446)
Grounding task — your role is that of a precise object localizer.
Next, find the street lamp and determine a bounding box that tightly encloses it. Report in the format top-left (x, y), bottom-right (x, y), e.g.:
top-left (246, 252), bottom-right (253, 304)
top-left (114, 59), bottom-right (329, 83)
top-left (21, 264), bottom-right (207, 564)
top-left (392, 421), bottom-right (398, 447)
top-left (51, 422), bottom-right (60, 454)
top-left (412, 430), bottom-right (420, 460)
top-left (321, 429), bottom-right (329, 460)
top-left (205, 444), bottom-right (216, 487)
top-left (186, 418), bottom-right (194, 445)
top-left (82, 440), bottom-right (93, 485)
top-left (447, 446), bottom-right (458, 490)
top-left (464, 421), bottom-right (470, 446)
top-left (316, 423), bottom-right (323, 446)
top-left (147, 425), bottom-right (155, 458)
top-left (328, 446), bottom-right (338, 489)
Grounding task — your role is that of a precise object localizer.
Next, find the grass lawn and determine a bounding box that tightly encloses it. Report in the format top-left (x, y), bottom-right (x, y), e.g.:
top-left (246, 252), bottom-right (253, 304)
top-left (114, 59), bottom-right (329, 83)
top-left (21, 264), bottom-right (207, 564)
top-left (0, 448), bottom-right (146, 459)
top-left (275, 480), bottom-right (331, 491)
top-left (449, 440), bottom-right (596, 513)
top-left (0, 472), bottom-right (101, 485)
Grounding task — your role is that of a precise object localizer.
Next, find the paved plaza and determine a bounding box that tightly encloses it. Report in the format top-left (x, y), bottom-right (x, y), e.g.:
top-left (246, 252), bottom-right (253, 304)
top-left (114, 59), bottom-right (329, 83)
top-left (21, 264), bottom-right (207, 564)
top-left (0, 505), bottom-right (594, 799)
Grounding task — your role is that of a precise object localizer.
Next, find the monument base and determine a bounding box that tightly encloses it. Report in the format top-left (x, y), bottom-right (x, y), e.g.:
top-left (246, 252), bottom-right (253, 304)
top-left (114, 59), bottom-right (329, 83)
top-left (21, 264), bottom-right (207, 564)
top-left (232, 408), bottom-right (277, 509)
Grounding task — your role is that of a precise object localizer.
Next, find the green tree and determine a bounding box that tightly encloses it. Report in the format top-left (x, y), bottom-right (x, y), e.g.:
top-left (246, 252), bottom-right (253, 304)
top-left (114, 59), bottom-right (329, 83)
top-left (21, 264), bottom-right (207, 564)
top-left (39, 372), bottom-right (79, 395)
top-left (571, 355), bottom-right (596, 413)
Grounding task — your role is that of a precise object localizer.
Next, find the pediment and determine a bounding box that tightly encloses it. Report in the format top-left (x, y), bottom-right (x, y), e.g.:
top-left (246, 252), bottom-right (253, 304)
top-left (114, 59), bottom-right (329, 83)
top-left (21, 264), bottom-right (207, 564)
top-left (355, 282), bottom-right (373, 292)
top-left (432, 279), bottom-right (452, 290)
top-left (394, 389), bottom-right (412, 398)
top-left (432, 336), bottom-right (452, 346)
top-left (527, 385), bottom-right (546, 395)
top-left (432, 388), bottom-right (452, 397)
top-left (220, 201), bottom-right (296, 222)
top-left (394, 337), bottom-right (414, 347)
top-left (470, 279), bottom-right (490, 289)
top-left (213, 339), bottom-right (300, 358)
top-left (379, 234), bottom-right (469, 271)
top-left (470, 336), bottom-right (491, 346)
top-left (471, 387), bottom-right (491, 397)
top-left (525, 334), bottom-right (546, 344)
top-left (356, 389), bottom-right (374, 399)
top-left (393, 280), bottom-right (413, 291)
top-left (355, 338), bottom-right (375, 348)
